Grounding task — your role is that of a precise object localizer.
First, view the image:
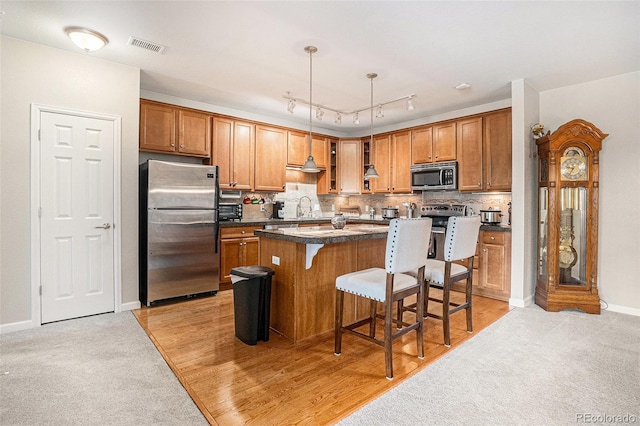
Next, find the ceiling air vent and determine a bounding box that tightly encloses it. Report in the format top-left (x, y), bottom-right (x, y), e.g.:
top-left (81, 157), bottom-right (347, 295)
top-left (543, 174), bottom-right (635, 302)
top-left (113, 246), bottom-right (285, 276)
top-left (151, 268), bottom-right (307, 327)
top-left (127, 36), bottom-right (166, 54)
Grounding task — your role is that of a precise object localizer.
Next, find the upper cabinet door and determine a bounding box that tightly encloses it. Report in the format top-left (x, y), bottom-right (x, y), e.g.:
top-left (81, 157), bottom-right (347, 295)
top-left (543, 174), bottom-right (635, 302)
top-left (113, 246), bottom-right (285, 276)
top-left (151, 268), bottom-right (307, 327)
top-left (371, 135), bottom-right (391, 193)
top-left (484, 110), bottom-right (512, 192)
top-left (255, 125), bottom-right (287, 191)
top-left (140, 101), bottom-right (176, 153)
top-left (432, 122), bottom-right (456, 161)
top-left (287, 130), bottom-right (308, 167)
top-left (232, 121), bottom-right (255, 191)
top-left (338, 139), bottom-right (361, 194)
top-left (391, 130), bottom-right (412, 193)
top-left (213, 117), bottom-right (234, 188)
top-left (457, 117), bottom-right (484, 191)
top-left (178, 109), bottom-right (211, 157)
top-left (411, 126), bottom-right (433, 164)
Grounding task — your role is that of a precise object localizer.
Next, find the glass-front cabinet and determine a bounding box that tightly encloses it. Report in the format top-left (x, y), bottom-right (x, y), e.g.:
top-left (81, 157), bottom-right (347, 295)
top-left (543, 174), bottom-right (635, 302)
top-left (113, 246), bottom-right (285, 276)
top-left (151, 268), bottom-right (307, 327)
top-left (535, 120), bottom-right (608, 314)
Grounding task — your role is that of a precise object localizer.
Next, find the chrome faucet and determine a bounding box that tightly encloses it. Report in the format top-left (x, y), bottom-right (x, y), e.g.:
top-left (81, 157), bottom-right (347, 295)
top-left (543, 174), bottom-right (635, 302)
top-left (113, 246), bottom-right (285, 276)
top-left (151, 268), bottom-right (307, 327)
top-left (297, 196), bottom-right (312, 218)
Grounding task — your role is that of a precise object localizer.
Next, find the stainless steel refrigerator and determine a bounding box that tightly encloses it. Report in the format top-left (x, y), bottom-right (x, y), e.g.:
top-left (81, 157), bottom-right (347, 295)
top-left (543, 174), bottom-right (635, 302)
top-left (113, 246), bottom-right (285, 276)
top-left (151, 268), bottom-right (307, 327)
top-left (139, 160), bottom-right (219, 306)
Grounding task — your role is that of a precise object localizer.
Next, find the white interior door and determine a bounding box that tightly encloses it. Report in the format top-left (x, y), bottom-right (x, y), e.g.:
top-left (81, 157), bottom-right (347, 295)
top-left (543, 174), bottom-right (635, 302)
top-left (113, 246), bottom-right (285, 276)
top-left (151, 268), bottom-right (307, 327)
top-left (39, 110), bottom-right (115, 323)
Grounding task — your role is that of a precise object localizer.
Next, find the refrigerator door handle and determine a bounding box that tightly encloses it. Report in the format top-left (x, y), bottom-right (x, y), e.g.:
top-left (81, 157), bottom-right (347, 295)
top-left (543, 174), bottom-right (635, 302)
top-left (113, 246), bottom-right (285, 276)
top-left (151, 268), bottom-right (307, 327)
top-left (214, 209), bottom-right (220, 253)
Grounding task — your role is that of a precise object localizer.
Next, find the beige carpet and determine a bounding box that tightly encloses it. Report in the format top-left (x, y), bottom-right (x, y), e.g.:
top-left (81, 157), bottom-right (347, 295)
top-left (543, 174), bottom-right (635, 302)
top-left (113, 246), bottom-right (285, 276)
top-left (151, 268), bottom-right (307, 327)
top-left (0, 312), bottom-right (207, 425)
top-left (340, 306), bottom-right (640, 425)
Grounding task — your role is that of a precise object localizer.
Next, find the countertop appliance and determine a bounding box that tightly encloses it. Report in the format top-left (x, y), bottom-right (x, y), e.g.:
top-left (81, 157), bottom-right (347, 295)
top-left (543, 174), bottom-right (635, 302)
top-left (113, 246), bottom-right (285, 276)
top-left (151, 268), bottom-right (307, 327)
top-left (410, 161), bottom-right (458, 191)
top-left (382, 206), bottom-right (399, 219)
top-left (272, 201), bottom-right (285, 219)
top-left (219, 203), bottom-right (243, 221)
top-left (139, 160), bottom-right (220, 306)
top-left (480, 207), bottom-right (502, 225)
top-left (420, 203), bottom-right (467, 259)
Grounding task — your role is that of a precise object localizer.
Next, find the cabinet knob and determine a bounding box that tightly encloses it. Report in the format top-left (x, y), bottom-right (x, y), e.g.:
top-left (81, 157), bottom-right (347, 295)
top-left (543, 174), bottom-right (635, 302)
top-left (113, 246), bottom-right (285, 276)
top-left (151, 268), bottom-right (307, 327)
top-left (180, 144), bottom-right (184, 149)
top-left (487, 182), bottom-right (491, 186)
top-left (171, 143), bottom-right (175, 147)
top-left (483, 248), bottom-right (487, 252)
top-left (435, 155), bottom-right (439, 158)
top-left (490, 236), bottom-right (495, 240)
top-left (477, 182), bottom-right (481, 186)
top-left (241, 231), bottom-right (245, 234)
top-left (428, 155), bottom-right (432, 159)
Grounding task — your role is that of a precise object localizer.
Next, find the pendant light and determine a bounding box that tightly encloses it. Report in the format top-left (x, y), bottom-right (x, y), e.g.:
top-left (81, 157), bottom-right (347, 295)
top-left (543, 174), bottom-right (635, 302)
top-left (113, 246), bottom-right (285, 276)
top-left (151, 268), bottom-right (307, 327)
top-left (301, 46), bottom-right (321, 173)
top-left (364, 73), bottom-right (380, 179)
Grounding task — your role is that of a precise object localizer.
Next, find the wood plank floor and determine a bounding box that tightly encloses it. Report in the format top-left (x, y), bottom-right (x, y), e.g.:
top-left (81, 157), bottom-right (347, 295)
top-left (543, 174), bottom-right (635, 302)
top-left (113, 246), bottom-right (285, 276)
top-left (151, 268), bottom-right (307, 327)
top-left (133, 290), bottom-right (509, 425)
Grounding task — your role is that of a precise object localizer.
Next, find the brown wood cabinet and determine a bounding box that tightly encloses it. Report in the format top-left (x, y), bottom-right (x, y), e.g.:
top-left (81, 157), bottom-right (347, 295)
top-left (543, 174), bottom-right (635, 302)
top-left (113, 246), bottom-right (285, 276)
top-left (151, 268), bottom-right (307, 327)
top-left (317, 139), bottom-right (338, 195)
top-left (212, 117), bottom-right (254, 190)
top-left (287, 130), bottom-right (327, 169)
top-left (475, 230), bottom-right (512, 301)
top-left (411, 122), bottom-right (456, 165)
top-left (219, 226), bottom-right (261, 289)
top-left (255, 125), bottom-right (287, 191)
top-left (139, 100), bottom-right (211, 157)
top-left (458, 109), bottom-right (512, 192)
top-left (370, 131), bottom-right (412, 193)
top-left (338, 139), bottom-right (362, 194)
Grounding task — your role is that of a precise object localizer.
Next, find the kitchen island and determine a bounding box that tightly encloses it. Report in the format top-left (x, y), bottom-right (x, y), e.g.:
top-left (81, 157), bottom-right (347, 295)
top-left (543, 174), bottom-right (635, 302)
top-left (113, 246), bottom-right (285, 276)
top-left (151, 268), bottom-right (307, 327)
top-left (255, 224), bottom-right (389, 343)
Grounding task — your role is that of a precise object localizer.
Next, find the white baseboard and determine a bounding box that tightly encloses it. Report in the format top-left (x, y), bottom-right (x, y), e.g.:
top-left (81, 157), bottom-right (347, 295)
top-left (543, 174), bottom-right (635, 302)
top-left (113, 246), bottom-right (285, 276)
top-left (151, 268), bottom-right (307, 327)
top-left (0, 320), bottom-right (35, 335)
top-left (604, 303), bottom-right (640, 317)
top-left (120, 300), bottom-right (141, 311)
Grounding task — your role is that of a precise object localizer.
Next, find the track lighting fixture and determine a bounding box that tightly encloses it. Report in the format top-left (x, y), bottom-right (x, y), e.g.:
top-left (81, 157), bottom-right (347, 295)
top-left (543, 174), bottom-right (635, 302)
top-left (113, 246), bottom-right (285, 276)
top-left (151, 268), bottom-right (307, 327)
top-left (406, 96), bottom-right (415, 111)
top-left (283, 57), bottom-right (415, 125)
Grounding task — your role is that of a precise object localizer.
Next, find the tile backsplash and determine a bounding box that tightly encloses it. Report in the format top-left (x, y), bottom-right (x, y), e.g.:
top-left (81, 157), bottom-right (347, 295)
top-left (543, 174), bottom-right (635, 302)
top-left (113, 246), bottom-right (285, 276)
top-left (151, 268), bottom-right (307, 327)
top-left (230, 184), bottom-right (512, 225)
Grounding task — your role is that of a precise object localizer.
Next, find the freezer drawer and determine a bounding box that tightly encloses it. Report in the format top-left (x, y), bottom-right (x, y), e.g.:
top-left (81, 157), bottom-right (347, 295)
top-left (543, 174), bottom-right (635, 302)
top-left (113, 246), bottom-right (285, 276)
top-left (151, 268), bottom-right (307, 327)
top-left (143, 209), bottom-right (219, 305)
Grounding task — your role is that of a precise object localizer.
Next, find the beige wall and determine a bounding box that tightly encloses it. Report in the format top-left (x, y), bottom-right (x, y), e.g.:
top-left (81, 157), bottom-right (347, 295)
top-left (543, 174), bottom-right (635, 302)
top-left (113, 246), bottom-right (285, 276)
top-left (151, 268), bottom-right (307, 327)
top-left (0, 37), bottom-right (140, 327)
top-left (540, 71), bottom-right (640, 314)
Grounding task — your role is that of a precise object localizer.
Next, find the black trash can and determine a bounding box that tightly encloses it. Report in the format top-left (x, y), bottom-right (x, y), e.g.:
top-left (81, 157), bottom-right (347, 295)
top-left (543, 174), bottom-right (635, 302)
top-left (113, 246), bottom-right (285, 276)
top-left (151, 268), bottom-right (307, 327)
top-left (230, 265), bottom-right (275, 345)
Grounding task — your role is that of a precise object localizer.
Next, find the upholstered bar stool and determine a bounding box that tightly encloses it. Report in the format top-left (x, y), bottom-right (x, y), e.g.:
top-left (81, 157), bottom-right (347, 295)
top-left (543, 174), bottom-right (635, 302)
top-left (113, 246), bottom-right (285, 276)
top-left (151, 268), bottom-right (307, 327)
top-left (424, 215), bottom-right (481, 347)
top-left (334, 218), bottom-right (432, 379)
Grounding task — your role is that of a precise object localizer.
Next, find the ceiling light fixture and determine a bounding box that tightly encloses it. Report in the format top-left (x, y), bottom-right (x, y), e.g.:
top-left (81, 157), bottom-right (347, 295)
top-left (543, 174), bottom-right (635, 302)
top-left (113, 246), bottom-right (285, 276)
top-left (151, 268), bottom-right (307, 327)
top-left (64, 26), bottom-right (109, 52)
top-left (335, 112), bottom-right (342, 124)
top-left (353, 112), bottom-right (360, 125)
top-left (287, 94), bottom-right (296, 113)
top-left (300, 46), bottom-right (321, 173)
top-left (406, 96), bottom-right (415, 111)
top-left (364, 73), bottom-right (380, 180)
top-left (376, 104), bottom-right (384, 118)
top-left (455, 82), bottom-right (471, 90)
top-left (316, 106), bottom-right (324, 121)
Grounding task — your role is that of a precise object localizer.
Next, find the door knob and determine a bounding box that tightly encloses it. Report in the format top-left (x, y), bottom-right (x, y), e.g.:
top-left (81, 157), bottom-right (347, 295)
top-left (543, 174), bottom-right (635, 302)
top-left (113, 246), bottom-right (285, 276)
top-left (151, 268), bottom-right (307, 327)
top-left (95, 223), bottom-right (111, 229)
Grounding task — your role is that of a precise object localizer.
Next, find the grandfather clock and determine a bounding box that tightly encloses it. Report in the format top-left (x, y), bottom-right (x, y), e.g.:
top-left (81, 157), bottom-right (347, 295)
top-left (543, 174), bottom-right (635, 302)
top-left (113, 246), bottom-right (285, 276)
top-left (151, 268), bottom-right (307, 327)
top-left (535, 119), bottom-right (608, 314)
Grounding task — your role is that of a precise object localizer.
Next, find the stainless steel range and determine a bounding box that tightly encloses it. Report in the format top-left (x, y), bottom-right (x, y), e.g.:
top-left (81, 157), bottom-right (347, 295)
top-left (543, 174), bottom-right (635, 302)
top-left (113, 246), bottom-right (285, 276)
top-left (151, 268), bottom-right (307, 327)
top-left (420, 203), bottom-right (467, 259)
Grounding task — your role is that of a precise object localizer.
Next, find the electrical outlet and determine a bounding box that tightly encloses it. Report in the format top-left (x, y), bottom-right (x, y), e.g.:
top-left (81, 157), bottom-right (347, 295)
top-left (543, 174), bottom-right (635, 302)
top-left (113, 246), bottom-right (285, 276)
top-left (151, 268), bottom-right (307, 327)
top-left (271, 255), bottom-right (280, 266)
top-left (260, 205), bottom-right (265, 212)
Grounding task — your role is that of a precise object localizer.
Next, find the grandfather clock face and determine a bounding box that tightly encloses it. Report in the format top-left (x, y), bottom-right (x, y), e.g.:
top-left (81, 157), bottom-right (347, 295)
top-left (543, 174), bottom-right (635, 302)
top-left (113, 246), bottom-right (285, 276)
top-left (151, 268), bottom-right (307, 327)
top-left (560, 147), bottom-right (588, 181)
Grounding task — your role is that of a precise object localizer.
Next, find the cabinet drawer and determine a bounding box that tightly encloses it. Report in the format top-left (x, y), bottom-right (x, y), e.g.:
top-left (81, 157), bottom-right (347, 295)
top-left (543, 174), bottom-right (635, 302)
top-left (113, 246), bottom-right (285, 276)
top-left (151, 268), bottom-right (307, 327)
top-left (482, 231), bottom-right (505, 245)
top-left (220, 226), bottom-right (261, 239)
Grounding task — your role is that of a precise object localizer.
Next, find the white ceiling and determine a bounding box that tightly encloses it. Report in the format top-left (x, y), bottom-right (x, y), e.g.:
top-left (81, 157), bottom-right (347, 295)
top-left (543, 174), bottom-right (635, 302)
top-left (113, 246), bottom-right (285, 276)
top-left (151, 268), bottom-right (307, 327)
top-left (1, 1), bottom-right (638, 136)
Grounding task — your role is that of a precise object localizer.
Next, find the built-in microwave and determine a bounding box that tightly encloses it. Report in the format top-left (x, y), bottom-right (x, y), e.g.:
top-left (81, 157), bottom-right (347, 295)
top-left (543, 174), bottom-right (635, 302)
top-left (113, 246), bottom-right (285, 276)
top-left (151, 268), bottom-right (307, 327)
top-left (410, 161), bottom-right (458, 191)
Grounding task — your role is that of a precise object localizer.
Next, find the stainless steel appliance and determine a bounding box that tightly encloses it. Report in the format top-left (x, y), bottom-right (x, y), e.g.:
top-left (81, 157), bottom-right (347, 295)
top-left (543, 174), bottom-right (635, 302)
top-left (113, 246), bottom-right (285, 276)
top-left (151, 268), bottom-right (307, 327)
top-left (410, 161), bottom-right (458, 191)
top-left (219, 203), bottom-right (243, 221)
top-left (420, 203), bottom-right (467, 259)
top-left (382, 206), bottom-right (399, 219)
top-left (480, 207), bottom-right (502, 225)
top-left (139, 160), bottom-right (219, 306)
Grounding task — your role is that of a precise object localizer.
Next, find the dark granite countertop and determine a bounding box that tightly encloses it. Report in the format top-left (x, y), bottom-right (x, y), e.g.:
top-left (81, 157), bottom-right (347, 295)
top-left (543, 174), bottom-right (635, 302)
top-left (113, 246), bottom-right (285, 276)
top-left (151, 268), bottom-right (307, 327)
top-left (254, 224), bottom-right (389, 244)
top-left (221, 217), bottom-right (512, 233)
